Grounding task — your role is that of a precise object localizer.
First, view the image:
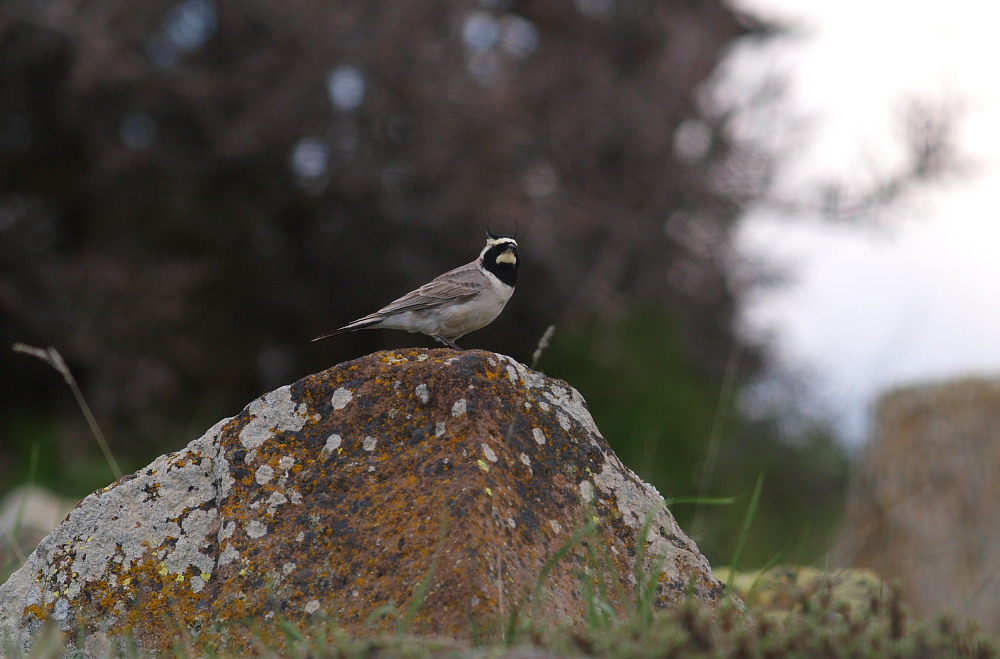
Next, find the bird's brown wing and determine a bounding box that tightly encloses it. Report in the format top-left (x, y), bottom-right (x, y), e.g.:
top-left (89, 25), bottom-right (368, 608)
top-left (361, 262), bottom-right (482, 319)
top-left (312, 262), bottom-right (484, 341)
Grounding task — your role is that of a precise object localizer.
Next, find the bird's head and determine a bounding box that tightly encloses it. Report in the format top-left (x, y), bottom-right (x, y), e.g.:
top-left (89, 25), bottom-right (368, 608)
top-left (480, 225), bottom-right (519, 286)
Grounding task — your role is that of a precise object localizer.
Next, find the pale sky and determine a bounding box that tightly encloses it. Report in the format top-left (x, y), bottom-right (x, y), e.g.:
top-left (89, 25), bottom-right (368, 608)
top-left (727, 0), bottom-right (1000, 442)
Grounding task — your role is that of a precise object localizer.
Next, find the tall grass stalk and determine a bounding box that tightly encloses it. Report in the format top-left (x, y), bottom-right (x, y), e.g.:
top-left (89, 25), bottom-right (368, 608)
top-left (727, 472), bottom-right (765, 588)
top-left (633, 506), bottom-right (665, 627)
top-left (530, 324), bottom-right (556, 370)
top-left (692, 347), bottom-right (740, 540)
top-left (11, 343), bottom-right (123, 481)
top-left (531, 517), bottom-right (599, 620)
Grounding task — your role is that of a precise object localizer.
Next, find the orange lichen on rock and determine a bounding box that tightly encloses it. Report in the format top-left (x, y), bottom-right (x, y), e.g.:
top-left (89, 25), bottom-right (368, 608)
top-left (0, 349), bottom-right (728, 655)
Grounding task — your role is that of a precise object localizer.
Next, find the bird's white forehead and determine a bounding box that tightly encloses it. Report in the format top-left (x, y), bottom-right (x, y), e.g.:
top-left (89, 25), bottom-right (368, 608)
top-left (485, 237), bottom-right (518, 249)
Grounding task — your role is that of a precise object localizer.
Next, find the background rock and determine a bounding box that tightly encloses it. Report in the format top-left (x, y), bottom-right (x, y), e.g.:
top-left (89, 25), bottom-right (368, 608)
top-left (0, 349), bottom-right (728, 655)
top-left (836, 377), bottom-right (1000, 627)
top-left (0, 487), bottom-right (76, 580)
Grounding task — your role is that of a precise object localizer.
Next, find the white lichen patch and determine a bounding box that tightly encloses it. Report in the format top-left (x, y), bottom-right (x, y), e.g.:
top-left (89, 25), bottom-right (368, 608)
top-left (246, 520), bottom-right (268, 539)
top-left (451, 398), bottom-right (467, 417)
top-left (219, 543), bottom-right (240, 566)
top-left (163, 508), bottom-right (217, 577)
top-left (592, 453), bottom-right (664, 528)
top-left (279, 456), bottom-right (295, 471)
top-left (331, 388), bottom-right (354, 410)
top-left (266, 491), bottom-right (288, 514)
top-left (496, 354), bottom-right (545, 389)
top-left (52, 598), bottom-right (69, 623)
top-left (255, 464), bottom-right (274, 485)
top-left (538, 400), bottom-right (550, 412)
top-left (435, 421), bottom-right (446, 437)
top-left (547, 386), bottom-right (602, 441)
top-left (557, 412), bottom-right (571, 432)
top-left (321, 434), bottom-right (342, 458)
top-left (549, 519), bottom-right (563, 534)
top-left (240, 385), bottom-right (310, 452)
top-left (481, 443), bottom-right (498, 462)
top-left (415, 384), bottom-right (430, 404)
top-left (363, 436), bottom-right (378, 451)
top-left (282, 562), bottom-right (296, 575)
top-left (532, 428), bottom-right (546, 445)
top-left (519, 453), bottom-right (531, 467)
top-left (579, 480), bottom-right (595, 503)
top-left (305, 599), bottom-right (321, 614)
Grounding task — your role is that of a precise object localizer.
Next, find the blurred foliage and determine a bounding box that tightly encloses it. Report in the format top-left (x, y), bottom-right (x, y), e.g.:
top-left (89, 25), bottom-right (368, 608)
top-left (0, 0), bottom-right (946, 569)
top-left (0, 0), bottom-right (769, 477)
top-left (3, 416), bottom-right (123, 499)
top-left (541, 311), bottom-right (849, 568)
top-left (710, 412), bottom-right (849, 567)
top-left (542, 312), bottom-right (723, 494)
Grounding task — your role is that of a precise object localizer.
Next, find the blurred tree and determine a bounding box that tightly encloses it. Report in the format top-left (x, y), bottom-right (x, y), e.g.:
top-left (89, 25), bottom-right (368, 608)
top-left (0, 0), bottom-right (765, 476)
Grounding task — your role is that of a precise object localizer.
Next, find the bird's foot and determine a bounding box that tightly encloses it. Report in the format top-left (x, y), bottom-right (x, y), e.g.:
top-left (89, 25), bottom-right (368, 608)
top-left (434, 336), bottom-right (463, 350)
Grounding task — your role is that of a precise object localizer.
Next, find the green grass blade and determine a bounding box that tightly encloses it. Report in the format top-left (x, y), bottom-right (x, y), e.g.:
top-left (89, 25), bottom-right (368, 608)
top-left (663, 495), bottom-right (737, 508)
top-left (532, 517), bottom-right (599, 619)
top-left (727, 472), bottom-right (765, 588)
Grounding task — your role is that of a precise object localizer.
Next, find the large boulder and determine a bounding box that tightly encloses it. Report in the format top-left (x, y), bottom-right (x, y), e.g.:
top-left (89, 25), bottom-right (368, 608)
top-left (837, 378), bottom-right (1000, 627)
top-left (1, 349), bottom-right (728, 655)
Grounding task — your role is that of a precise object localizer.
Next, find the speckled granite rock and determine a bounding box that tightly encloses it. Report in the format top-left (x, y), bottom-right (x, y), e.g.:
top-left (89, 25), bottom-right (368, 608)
top-left (0, 349), bottom-right (728, 655)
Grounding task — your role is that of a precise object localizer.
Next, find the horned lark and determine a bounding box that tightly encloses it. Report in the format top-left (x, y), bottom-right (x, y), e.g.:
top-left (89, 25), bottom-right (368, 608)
top-left (313, 231), bottom-right (519, 349)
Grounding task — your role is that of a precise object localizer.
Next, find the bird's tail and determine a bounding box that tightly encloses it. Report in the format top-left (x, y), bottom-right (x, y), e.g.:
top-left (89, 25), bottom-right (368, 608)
top-left (312, 318), bottom-right (381, 342)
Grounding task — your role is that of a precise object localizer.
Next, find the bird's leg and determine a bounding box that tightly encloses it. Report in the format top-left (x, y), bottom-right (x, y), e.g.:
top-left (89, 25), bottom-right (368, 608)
top-left (434, 336), bottom-right (463, 350)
